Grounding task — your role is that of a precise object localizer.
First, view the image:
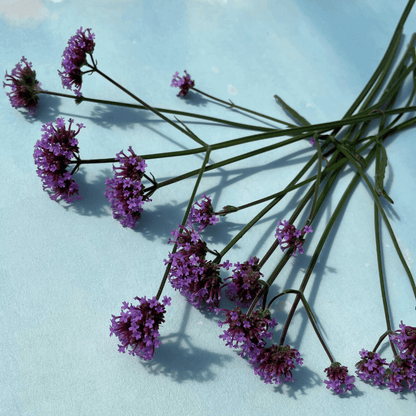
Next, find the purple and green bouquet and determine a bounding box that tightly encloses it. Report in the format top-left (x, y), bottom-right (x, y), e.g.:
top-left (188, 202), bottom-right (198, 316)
top-left (4, 1), bottom-right (416, 396)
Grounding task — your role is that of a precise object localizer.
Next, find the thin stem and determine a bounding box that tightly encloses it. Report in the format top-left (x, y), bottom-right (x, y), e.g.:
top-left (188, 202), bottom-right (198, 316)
top-left (279, 146), bottom-right (378, 346)
top-left (330, 137), bottom-right (416, 298)
top-left (192, 87), bottom-right (297, 128)
top-left (155, 148), bottom-right (212, 300)
top-left (374, 203), bottom-right (396, 356)
top-left (38, 90), bottom-right (277, 132)
top-left (87, 64), bottom-right (207, 146)
top-left (267, 289), bottom-right (333, 362)
top-left (68, 158), bottom-right (116, 165)
top-left (307, 134), bottom-right (323, 223)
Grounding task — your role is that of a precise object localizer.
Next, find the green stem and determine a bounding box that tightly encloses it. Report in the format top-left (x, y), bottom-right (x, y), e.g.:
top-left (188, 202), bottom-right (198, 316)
top-left (87, 64), bottom-right (207, 146)
top-left (191, 87), bottom-right (297, 128)
top-left (156, 147), bottom-right (212, 300)
top-left (267, 289), bottom-right (333, 362)
top-left (68, 158), bottom-right (116, 165)
top-left (279, 145), bottom-right (377, 346)
top-left (38, 90), bottom-right (277, 133)
top-left (374, 203), bottom-right (397, 356)
top-left (330, 138), bottom-right (416, 299)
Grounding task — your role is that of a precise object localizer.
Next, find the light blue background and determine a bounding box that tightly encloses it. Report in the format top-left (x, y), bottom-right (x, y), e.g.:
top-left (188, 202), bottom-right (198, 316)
top-left (1, 0), bottom-right (415, 415)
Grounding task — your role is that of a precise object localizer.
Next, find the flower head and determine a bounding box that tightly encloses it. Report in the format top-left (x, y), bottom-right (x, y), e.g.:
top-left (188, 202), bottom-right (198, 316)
top-left (308, 137), bottom-right (316, 146)
top-left (275, 220), bottom-right (313, 256)
top-left (33, 117), bottom-right (84, 203)
top-left (384, 355), bottom-right (416, 393)
top-left (390, 322), bottom-right (416, 359)
top-left (58, 27), bottom-right (95, 97)
top-left (355, 349), bottom-right (387, 386)
top-left (165, 225), bottom-right (207, 290)
top-left (110, 295), bottom-right (171, 361)
top-left (251, 344), bottom-right (303, 385)
top-left (105, 147), bottom-right (150, 229)
top-left (4, 56), bottom-right (42, 115)
top-left (188, 193), bottom-right (219, 231)
top-left (171, 70), bottom-right (194, 97)
top-left (324, 362), bottom-right (355, 395)
top-left (225, 257), bottom-right (263, 308)
top-left (218, 307), bottom-right (277, 358)
top-left (184, 260), bottom-right (224, 310)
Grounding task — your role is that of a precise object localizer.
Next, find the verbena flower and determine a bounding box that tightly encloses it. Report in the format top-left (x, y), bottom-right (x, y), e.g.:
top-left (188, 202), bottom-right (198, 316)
top-left (225, 257), bottom-right (263, 308)
top-left (104, 146), bottom-right (150, 229)
top-left (165, 225), bottom-right (208, 291)
top-left (324, 362), bottom-right (355, 395)
top-left (251, 344), bottom-right (303, 385)
top-left (309, 137), bottom-right (316, 146)
top-left (4, 56), bottom-right (42, 115)
top-left (384, 355), bottom-right (416, 393)
top-left (33, 117), bottom-right (84, 203)
top-left (355, 349), bottom-right (388, 386)
top-left (184, 260), bottom-right (224, 310)
top-left (171, 70), bottom-right (194, 97)
top-left (188, 193), bottom-right (219, 231)
top-left (275, 220), bottom-right (313, 256)
top-left (218, 307), bottom-right (277, 359)
top-left (110, 295), bottom-right (171, 361)
top-left (58, 27), bottom-right (95, 97)
top-left (390, 322), bottom-right (416, 359)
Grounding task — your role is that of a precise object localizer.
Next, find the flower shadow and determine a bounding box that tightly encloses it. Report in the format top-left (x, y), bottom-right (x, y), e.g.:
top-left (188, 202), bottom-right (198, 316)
top-left (141, 302), bottom-right (232, 383)
top-left (60, 167), bottom-right (112, 218)
top-left (141, 334), bottom-right (232, 383)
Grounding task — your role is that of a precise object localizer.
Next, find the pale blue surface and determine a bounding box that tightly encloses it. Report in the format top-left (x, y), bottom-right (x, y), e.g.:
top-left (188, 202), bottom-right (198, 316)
top-left (1, 1), bottom-right (416, 415)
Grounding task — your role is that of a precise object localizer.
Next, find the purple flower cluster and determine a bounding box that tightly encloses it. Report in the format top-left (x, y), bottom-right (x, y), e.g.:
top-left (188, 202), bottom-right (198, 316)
top-left (251, 344), bottom-right (303, 385)
top-left (110, 295), bottom-right (171, 361)
top-left (356, 323), bottom-right (416, 392)
top-left (4, 56), bottom-right (42, 115)
top-left (58, 27), bottom-right (95, 97)
top-left (225, 257), bottom-right (263, 308)
top-left (33, 117), bottom-right (83, 203)
top-left (275, 220), bottom-right (313, 256)
top-left (385, 356), bottom-right (416, 393)
top-left (355, 349), bottom-right (387, 386)
top-left (171, 70), bottom-right (195, 97)
top-left (105, 147), bottom-right (150, 229)
top-left (324, 362), bottom-right (355, 395)
top-left (188, 193), bottom-right (219, 231)
top-left (217, 307), bottom-right (277, 358)
top-left (390, 322), bottom-right (416, 359)
top-left (165, 225), bottom-right (227, 310)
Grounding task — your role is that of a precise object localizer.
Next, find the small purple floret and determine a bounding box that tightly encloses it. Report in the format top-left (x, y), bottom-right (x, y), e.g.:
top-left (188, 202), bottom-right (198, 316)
top-left (4, 56), bottom-right (42, 115)
top-left (171, 70), bottom-right (195, 97)
top-left (33, 117), bottom-right (84, 203)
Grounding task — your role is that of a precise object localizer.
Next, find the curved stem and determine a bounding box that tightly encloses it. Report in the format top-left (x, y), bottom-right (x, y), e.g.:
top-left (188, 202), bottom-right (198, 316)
top-left (267, 289), bottom-right (333, 362)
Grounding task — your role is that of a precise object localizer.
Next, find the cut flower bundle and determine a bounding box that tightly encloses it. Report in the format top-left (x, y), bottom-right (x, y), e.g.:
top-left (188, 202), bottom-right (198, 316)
top-left (4, 0), bottom-right (416, 396)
